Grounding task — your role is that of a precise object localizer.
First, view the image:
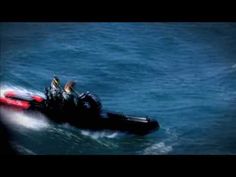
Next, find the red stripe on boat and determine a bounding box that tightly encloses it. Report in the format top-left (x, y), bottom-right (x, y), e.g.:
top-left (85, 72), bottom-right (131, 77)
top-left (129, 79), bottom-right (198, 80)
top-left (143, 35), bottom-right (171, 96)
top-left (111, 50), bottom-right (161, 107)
top-left (4, 91), bottom-right (16, 98)
top-left (0, 97), bottom-right (30, 109)
top-left (32, 95), bottom-right (44, 102)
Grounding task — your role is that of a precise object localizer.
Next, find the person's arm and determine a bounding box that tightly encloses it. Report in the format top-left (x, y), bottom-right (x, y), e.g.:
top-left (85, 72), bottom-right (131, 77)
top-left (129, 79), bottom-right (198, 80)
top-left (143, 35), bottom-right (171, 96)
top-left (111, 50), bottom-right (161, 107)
top-left (45, 86), bottom-right (52, 100)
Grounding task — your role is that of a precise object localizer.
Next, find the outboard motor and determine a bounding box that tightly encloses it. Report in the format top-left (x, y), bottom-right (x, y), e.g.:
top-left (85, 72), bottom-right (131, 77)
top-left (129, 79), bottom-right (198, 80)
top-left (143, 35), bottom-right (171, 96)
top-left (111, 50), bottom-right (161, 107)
top-left (79, 91), bottom-right (102, 114)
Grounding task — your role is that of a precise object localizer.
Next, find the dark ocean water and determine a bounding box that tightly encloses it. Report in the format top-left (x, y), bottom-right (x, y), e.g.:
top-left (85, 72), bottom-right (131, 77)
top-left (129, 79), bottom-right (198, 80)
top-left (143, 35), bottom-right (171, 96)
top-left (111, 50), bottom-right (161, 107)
top-left (0, 22), bottom-right (236, 155)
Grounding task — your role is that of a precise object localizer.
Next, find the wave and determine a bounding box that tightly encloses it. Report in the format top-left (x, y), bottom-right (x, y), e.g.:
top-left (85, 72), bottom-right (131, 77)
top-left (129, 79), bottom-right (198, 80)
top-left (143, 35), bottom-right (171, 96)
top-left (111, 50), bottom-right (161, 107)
top-left (0, 108), bottom-right (50, 131)
top-left (80, 130), bottom-right (120, 139)
top-left (14, 144), bottom-right (36, 155)
top-left (232, 63), bottom-right (236, 69)
top-left (142, 142), bottom-right (173, 155)
top-left (0, 82), bottom-right (45, 98)
top-left (0, 83), bottom-right (50, 131)
top-left (140, 126), bottom-right (179, 155)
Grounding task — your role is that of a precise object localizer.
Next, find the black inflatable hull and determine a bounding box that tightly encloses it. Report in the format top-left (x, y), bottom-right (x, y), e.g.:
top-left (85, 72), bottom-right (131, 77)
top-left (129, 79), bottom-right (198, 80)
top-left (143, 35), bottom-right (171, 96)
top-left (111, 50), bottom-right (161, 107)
top-left (39, 108), bottom-right (159, 135)
top-left (68, 112), bottom-right (159, 135)
top-left (0, 90), bottom-right (160, 135)
top-left (98, 112), bottom-right (159, 135)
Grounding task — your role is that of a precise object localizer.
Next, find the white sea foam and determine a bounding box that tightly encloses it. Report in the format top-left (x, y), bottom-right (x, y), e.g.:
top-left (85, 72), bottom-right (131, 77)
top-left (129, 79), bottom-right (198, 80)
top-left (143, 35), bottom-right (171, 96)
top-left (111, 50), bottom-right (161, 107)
top-left (0, 83), bottom-right (49, 130)
top-left (0, 108), bottom-right (50, 131)
top-left (142, 142), bottom-right (173, 155)
top-left (0, 83), bottom-right (45, 98)
top-left (14, 144), bottom-right (36, 155)
top-left (80, 130), bottom-right (119, 139)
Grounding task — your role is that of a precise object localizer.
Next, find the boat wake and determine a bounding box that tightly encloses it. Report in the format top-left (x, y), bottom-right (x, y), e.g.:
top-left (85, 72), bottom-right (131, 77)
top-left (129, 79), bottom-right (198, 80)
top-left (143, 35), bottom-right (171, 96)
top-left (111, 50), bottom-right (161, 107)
top-left (0, 83), bottom-right (50, 131)
top-left (0, 107), bottom-right (50, 131)
top-left (80, 130), bottom-right (120, 139)
top-left (142, 142), bottom-right (173, 155)
top-left (0, 82), bottom-right (45, 98)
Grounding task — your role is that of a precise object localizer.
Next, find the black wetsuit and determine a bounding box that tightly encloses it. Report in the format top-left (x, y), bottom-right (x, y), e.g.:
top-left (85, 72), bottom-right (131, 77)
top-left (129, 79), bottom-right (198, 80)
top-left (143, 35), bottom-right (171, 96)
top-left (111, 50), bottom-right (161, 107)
top-left (62, 91), bottom-right (78, 108)
top-left (45, 84), bottom-right (63, 109)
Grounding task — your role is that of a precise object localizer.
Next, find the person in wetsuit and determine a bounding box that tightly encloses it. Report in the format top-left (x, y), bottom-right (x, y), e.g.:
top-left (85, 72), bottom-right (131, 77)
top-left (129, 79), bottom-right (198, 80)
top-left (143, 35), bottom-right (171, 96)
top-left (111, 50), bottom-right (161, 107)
top-left (45, 76), bottom-right (63, 108)
top-left (62, 81), bottom-right (79, 109)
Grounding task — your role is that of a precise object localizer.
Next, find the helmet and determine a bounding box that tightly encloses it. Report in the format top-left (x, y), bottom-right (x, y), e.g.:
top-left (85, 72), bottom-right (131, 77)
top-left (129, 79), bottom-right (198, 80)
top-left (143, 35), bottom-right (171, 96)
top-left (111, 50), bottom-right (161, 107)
top-left (64, 81), bottom-right (76, 93)
top-left (52, 76), bottom-right (60, 87)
